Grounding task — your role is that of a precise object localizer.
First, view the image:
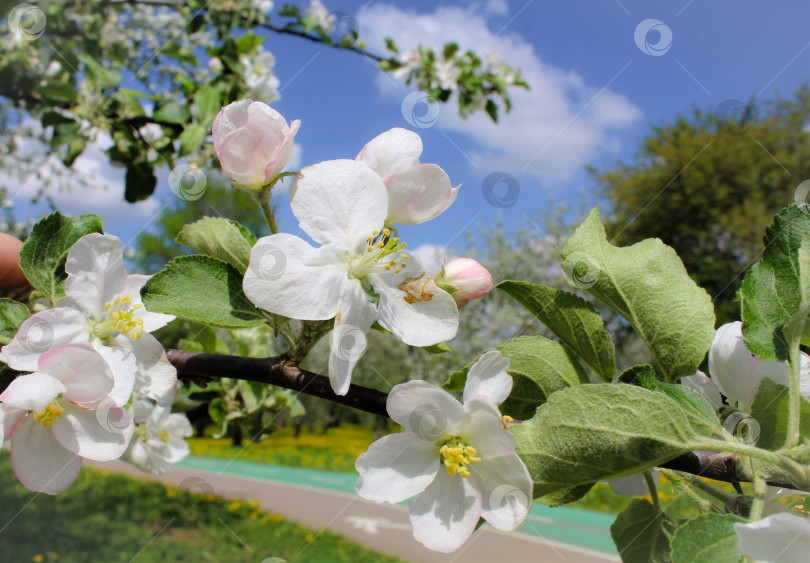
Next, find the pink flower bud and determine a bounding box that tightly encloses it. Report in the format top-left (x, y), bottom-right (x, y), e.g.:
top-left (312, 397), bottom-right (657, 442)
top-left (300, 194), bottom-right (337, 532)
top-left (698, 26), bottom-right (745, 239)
top-left (212, 100), bottom-right (300, 190)
top-left (437, 258), bottom-right (493, 308)
top-left (208, 57), bottom-right (223, 73)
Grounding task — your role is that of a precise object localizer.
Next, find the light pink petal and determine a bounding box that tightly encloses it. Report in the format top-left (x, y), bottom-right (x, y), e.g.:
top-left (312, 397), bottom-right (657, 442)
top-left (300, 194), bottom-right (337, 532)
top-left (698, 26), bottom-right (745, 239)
top-left (63, 234), bottom-right (128, 317)
top-left (327, 278), bottom-right (377, 396)
top-left (355, 432), bottom-right (439, 503)
top-left (356, 128), bottom-right (423, 178)
top-left (289, 159), bottom-right (387, 249)
top-left (11, 417), bottom-right (82, 494)
top-left (0, 372), bottom-right (66, 411)
top-left (1, 308), bottom-right (88, 372)
top-left (52, 401), bottom-right (133, 461)
top-left (680, 370), bottom-right (724, 408)
top-left (463, 396), bottom-right (515, 458)
top-left (385, 164), bottom-right (458, 225)
top-left (130, 333), bottom-right (177, 406)
top-left (409, 468), bottom-right (482, 553)
top-left (735, 512), bottom-right (810, 562)
top-left (471, 453), bottom-right (533, 530)
top-left (38, 343), bottom-right (114, 404)
top-left (606, 471), bottom-right (660, 496)
top-left (243, 234), bottom-right (347, 320)
top-left (387, 380), bottom-right (467, 439)
top-left (463, 350), bottom-right (512, 405)
top-left (95, 339), bottom-right (138, 406)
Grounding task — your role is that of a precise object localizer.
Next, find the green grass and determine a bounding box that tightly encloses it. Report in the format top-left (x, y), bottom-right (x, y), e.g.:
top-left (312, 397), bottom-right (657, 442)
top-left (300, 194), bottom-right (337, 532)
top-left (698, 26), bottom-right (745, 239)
top-left (0, 453), bottom-right (402, 563)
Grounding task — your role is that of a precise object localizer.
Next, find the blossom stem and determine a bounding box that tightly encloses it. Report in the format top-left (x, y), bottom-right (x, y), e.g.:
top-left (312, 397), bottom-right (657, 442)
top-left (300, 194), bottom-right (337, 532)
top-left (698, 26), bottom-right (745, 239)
top-left (253, 189), bottom-right (278, 234)
top-left (749, 471), bottom-right (766, 521)
top-left (659, 470), bottom-right (720, 513)
top-left (643, 470), bottom-right (661, 513)
top-left (785, 345), bottom-right (801, 451)
top-left (697, 439), bottom-right (810, 490)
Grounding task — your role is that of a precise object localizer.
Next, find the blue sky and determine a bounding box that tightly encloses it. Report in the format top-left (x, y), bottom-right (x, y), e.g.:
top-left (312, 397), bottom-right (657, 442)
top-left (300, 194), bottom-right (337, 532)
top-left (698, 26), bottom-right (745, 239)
top-left (6, 0), bottom-right (810, 272)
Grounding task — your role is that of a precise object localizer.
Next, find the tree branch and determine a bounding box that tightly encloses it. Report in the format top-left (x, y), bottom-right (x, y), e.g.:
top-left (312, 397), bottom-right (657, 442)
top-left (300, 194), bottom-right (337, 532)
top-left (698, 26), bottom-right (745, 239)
top-left (166, 349), bottom-right (797, 489)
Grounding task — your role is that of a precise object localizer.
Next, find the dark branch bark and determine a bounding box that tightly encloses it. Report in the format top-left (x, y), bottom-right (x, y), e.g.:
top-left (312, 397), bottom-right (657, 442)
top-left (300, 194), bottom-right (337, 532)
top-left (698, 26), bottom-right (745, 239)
top-left (167, 349), bottom-right (798, 489)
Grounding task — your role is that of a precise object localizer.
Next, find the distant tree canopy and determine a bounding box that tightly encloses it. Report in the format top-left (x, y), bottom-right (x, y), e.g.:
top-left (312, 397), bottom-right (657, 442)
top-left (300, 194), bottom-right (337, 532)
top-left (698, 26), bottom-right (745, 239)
top-left (590, 86), bottom-right (810, 325)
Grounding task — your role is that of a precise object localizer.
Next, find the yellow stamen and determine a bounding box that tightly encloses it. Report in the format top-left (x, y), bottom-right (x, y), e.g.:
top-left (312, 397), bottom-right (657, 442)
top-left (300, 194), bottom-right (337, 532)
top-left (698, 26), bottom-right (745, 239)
top-left (32, 400), bottom-right (65, 428)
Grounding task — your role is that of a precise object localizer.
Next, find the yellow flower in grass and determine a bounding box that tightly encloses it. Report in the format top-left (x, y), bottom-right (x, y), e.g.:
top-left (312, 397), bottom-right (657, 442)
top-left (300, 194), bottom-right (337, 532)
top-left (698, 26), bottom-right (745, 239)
top-left (228, 501), bottom-right (241, 512)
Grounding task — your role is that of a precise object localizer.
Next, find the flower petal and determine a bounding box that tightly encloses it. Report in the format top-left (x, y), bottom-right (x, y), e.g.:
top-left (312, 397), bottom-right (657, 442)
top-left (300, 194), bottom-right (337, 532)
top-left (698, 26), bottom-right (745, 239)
top-left (11, 417), bottom-right (82, 494)
top-left (680, 370), bottom-right (724, 408)
top-left (371, 255), bottom-right (459, 347)
top-left (463, 397), bottom-right (515, 458)
top-left (243, 234), bottom-right (346, 320)
top-left (409, 468), bottom-right (482, 553)
top-left (63, 233), bottom-right (128, 317)
top-left (38, 343), bottom-right (114, 404)
top-left (387, 380), bottom-right (467, 439)
top-left (1, 308), bottom-right (88, 372)
top-left (327, 278), bottom-right (377, 396)
top-left (95, 339), bottom-right (138, 406)
top-left (356, 128), bottom-right (423, 178)
top-left (385, 164), bottom-right (458, 225)
top-left (709, 321), bottom-right (764, 408)
top-left (471, 453), bottom-right (533, 530)
top-left (463, 350), bottom-right (512, 405)
top-left (735, 512), bottom-right (810, 562)
top-left (52, 401), bottom-right (133, 461)
top-left (0, 372), bottom-right (66, 411)
top-left (355, 432), bottom-right (439, 503)
top-left (605, 471), bottom-right (660, 496)
top-left (127, 274), bottom-right (175, 332)
top-left (289, 159), bottom-right (387, 248)
top-left (130, 334), bottom-right (177, 406)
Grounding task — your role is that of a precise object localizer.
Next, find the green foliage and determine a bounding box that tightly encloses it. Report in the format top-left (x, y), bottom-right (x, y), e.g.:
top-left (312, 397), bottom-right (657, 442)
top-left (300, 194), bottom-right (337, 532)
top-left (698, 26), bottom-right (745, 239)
top-left (497, 281), bottom-right (616, 381)
top-left (669, 513), bottom-right (745, 563)
top-left (561, 209), bottom-right (715, 382)
top-left (740, 204), bottom-right (810, 362)
top-left (513, 384), bottom-right (711, 501)
top-left (750, 379), bottom-right (810, 451)
top-left (610, 499), bottom-right (678, 563)
top-left (591, 88), bottom-right (810, 323)
top-left (18, 211), bottom-right (103, 304)
top-left (141, 255), bottom-right (264, 328)
top-left (0, 298), bottom-right (29, 344)
top-left (176, 217), bottom-right (256, 274)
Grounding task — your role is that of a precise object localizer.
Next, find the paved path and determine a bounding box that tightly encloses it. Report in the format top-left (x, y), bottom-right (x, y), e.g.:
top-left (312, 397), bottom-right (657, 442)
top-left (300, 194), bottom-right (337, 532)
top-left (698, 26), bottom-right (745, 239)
top-left (95, 457), bottom-right (618, 563)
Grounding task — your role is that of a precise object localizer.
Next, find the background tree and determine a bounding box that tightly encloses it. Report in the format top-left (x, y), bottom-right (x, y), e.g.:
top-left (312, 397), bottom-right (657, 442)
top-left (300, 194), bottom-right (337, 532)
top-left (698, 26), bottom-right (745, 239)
top-left (590, 86), bottom-right (810, 324)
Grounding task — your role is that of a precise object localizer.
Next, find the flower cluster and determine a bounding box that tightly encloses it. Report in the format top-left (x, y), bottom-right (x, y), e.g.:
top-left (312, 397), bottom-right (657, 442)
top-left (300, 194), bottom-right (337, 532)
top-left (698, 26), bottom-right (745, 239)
top-left (0, 233), bottom-right (191, 493)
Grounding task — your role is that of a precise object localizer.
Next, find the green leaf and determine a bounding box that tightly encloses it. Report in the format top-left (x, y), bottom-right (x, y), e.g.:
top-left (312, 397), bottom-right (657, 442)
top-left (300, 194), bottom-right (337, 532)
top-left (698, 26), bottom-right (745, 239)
top-left (0, 299), bottom-right (29, 345)
top-left (19, 212), bottom-right (103, 304)
top-left (611, 499), bottom-right (677, 563)
top-left (178, 123), bottom-right (207, 157)
top-left (153, 100), bottom-right (191, 125)
top-left (239, 380), bottom-right (267, 414)
top-left (497, 281), bottom-right (616, 381)
top-left (175, 217), bottom-right (255, 274)
top-left (422, 342), bottom-right (451, 354)
top-left (750, 379), bottom-right (810, 451)
top-left (194, 85), bottom-right (220, 125)
top-left (77, 54), bottom-right (122, 89)
top-left (741, 206), bottom-right (810, 362)
top-left (444, 336), bottom-right (588, 420)
top-left (513, 384), bottom-right (709, 499)
top-left (669, 513), bottom-right (744, 563)
top-left (617, 364), bottom-right (657, 384)
top-left (125, 162), bottom-right (157, 203)
top-left (535, 482), bottom-right (594, 507)
top-left (561, 209), bottom-right (715, 382)
top-left (208, 397), bottom-right (227, 426)
top-left (34, 81), bottom-right (78, 103)
top-left (141, 255), bottom-right (265, 328)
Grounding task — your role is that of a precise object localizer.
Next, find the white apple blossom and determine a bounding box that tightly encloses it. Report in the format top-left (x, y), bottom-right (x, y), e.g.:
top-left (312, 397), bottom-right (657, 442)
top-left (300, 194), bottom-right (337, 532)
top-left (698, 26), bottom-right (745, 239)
top-left (735, 512), bottom-right (810, 562)
top-left (356, 128), bottom-right (459, 226)
top-left (305, 0), bottom-right (335, 34)
top-left (122, 398), bottom-right (192, 475)
top-left (355, 351), bottom-right (532, 552)
top-left (243, 159), bottom-right (459, 395)
top-left (0, 233), bottom-right (177, 406)
top-left (240, 48), bottom-right (281, 102)
top-left (212, 100), bottom-right (300, 190)
top-left (0, 343), bottom-right (134, 494)
top-left (681, 321), bottom-right (810, 411)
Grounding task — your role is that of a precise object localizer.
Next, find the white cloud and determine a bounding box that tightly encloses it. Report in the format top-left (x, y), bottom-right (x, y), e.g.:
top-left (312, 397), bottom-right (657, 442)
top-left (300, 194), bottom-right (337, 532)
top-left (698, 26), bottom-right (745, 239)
top-left (410, 243), bottom-right (447, 275)
top-left (484, 0), bottom-right (509, 16)
top-left (358, 3), bottom-right (641, 184)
